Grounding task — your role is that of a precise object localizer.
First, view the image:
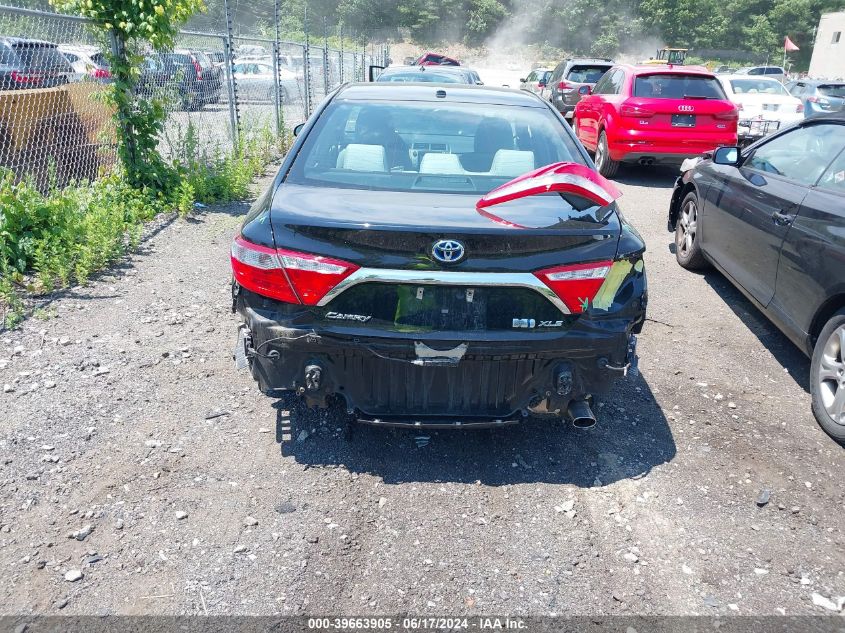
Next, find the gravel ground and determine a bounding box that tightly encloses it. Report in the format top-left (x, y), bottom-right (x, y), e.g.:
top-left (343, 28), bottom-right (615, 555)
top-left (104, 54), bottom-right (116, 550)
top-left (1, 161), bottom-right (844, 617)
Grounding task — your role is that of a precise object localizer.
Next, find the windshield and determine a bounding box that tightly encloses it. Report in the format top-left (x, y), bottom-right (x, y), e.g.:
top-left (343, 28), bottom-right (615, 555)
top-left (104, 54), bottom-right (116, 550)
top-left (728, 78), bottom-right (790, 96)
top-left (634, 74), bottom-right (726, 99)
top-left (819, 84), bottom-right (845, 98)
top-left (287, 100), bottom-right (584, 194)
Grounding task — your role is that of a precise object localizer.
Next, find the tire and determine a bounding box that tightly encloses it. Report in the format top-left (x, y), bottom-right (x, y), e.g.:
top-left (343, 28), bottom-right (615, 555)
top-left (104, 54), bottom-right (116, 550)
top-left (674, 191), bottom-right (708, 270)
top-left (594, 130), bottom-right (619, 178)
top-left (810, 310), bottom-right (845, 444)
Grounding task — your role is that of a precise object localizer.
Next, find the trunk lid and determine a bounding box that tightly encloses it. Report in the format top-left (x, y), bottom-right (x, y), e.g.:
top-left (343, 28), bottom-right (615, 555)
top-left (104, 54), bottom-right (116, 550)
top-left (269, 184), bottom-right (621, 273)
top-left (627, 73), bottom-right (736, 137)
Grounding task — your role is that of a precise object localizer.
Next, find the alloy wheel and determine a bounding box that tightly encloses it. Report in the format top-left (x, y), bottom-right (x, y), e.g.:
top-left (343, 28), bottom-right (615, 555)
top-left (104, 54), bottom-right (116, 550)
top-left (818, 324), bottom-right (845, 425)
top-left (595, 137), bottom-right (606, 170)
top-left (678, 198), bottom-right (698, 256)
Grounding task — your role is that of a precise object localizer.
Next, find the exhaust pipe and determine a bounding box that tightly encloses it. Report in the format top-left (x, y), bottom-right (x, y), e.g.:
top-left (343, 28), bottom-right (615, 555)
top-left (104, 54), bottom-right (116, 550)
top-left (567, 399), bottom-right (596, 429)
top-left (638, 157), bottom-right (655, 166)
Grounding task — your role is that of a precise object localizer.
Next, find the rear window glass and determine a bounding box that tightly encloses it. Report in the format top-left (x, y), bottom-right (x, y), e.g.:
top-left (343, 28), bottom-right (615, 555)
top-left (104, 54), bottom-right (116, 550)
top-left (12, 44), bottom-right (70, 71)
top-left (89, 52), bottom-right (108, 67)
top-left (0, 45), bottom-right (16, 66)
top-left (288, 100), bottom-right (584, 194)
top-left (634, 74), bottom-right (725, 99)
top-left (566, 65), bottom-right (611, 83)
top-left (819, 84), bottom-right (845, 98)
top-left (728, 78), bottom-right (789, 96)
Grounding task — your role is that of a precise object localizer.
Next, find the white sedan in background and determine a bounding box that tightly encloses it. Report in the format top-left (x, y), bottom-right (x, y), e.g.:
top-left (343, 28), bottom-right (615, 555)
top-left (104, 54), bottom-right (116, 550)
top-left (232, 60), bottom-right (299, 103)
top-left (717, 75), bottom-right (805, 145)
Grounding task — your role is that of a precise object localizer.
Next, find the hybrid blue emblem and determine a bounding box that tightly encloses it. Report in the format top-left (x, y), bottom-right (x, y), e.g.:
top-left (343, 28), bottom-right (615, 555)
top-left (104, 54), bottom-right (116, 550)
top-left (431, 239), bottom-right (465, 264)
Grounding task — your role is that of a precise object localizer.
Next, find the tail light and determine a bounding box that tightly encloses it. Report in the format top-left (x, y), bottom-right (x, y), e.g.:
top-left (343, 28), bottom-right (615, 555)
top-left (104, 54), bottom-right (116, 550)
top-left (10, 71), bottom-right (42, 85)
top-left (796, 103), bottom-right (804, 113)
top-left (807, 96), bottom-right (829, 106)
top-left (230, 236), bottom-right (359, 305)
top-left (714, 108), bottom-right (739, 121)
top-left (276, 248), bottom-right (359, 305)
top-left (558, 80), bottom-right (572, 90)
top-left (534, 260), bottom-right (613, 314)
top-left (231, 237), bottom-right (298, 303)
top-left (619, 104), bottom-right (654, 118)
top-left (90, 67), bottom-right (111, 79)
top-left (192, 58), bottom-right (203, 80)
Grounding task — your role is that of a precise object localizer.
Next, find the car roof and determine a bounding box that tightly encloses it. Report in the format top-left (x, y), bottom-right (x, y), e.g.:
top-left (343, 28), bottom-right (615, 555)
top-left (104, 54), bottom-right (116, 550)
top-left (801, 79), bottom-right (845, 86)
top-left (619, 64), bottom-right (714, 76)
top-left (381, 65), bottom-right (471, 74)
top-left (0, 37), bottom-right (57, 47)
top-left (566, 58), bottom-right (614, 64)
top-left (719, 74), bottom-right (784, 82)
top-left (802, 111), bottom-right (845, 123)
top-left (335, 83), bottom-right (545, 107)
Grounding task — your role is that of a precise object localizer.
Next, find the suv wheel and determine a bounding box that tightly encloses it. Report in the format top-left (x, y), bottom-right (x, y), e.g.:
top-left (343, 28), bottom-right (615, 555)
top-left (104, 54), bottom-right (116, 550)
top-left (675, 191), bottom-right (708, 270)
top-left (811, 310), bottom-right (845, 444)
top-left (594, 131), bottom-right (619, 178)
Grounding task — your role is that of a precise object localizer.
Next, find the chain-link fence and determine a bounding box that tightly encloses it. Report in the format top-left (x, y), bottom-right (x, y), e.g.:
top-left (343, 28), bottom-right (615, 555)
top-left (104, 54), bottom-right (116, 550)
top-left (0, 2), bottom-right (383, 189)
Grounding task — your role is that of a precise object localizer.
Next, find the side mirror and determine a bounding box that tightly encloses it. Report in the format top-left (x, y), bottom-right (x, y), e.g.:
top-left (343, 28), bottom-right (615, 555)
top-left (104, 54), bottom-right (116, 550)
top-left (538, 82), bottom-right (546, 88)
top-left (578, 85), bottom-right (591, 95)
top-left (519, 77), bottom-right (526, 83)
top-left (293, 122), bottom-right (305, 137)
top-left (712, 146), bottom-right (740, 165)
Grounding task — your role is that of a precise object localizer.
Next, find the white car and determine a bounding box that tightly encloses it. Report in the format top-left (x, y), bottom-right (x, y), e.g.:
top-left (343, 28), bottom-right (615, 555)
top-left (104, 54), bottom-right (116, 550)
top-left (232, 60), bottom-right (299, 103)
top-left (58, 44), bottom-right (111, 82)
top-left (717, 75), bottom-right (804, 144)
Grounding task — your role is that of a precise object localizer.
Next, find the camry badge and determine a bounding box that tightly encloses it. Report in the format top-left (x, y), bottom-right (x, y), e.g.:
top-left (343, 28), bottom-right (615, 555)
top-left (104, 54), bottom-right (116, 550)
top-left (432, 239), bottom-right (466, 263)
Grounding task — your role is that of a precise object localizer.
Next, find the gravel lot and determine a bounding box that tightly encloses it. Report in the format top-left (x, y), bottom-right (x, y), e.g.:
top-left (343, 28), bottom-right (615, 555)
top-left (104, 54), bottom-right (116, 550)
top-left (1, 158), bottom-right (844, 617)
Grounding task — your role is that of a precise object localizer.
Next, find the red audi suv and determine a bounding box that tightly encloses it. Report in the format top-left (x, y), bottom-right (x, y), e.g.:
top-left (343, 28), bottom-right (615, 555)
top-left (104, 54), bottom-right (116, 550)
top-left (574, 64), bottom-right (738, 176)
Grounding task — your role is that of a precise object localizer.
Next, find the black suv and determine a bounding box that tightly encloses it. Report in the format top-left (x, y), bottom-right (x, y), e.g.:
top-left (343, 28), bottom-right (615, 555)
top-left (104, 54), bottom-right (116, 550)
top-left (0, 37), bottom-right (72, 90)
top-left (230, 84), bottom-right (647, 429)
top-left (546, 58), bottom-right (614, 120)
top-left (137, 49), bottom-right (222, 110)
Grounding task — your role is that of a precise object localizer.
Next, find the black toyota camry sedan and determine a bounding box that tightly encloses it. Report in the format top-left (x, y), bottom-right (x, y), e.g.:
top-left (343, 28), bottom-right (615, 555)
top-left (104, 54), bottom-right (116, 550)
top-left (668, 112), bottom-right (845, 443)
top-left (231, 83), bottom-right (647, 428)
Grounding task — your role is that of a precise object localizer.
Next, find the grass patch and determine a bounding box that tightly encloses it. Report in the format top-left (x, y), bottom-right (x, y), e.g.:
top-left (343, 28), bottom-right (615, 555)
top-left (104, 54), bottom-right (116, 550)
top-left (0, 126), bottom-right (283, 330)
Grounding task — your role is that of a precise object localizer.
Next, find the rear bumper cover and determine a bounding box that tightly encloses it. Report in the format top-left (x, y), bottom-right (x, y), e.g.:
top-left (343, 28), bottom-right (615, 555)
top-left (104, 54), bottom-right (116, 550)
top-left (233, 274), bottom-right (646, 423)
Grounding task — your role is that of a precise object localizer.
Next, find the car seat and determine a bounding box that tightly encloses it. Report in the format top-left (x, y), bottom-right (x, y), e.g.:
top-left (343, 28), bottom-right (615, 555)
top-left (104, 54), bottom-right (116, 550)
top-left (460, 117), bottom-right (514, 172)
top-left (419, 153), bottom-right (465, 174)
top-left (489, 149), bottom-right (535, 177)
top-left (336, 144), bottom-right (388, 171)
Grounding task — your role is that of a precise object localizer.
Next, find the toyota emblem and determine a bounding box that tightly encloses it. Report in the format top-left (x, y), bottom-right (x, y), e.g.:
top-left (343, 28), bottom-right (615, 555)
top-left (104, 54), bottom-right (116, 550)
top-left (431, 239), bottom-right (465, 263)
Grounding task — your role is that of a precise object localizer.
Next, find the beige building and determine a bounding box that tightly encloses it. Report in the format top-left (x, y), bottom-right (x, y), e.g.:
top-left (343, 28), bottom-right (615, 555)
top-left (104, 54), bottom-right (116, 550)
top-left (809, 11), bottom-right (845, 79)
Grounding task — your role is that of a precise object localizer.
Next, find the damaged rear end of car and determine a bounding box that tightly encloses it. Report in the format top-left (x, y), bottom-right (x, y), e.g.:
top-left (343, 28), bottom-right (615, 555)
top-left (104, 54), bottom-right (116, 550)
top-left (231, 85), bottom-right (647, 429)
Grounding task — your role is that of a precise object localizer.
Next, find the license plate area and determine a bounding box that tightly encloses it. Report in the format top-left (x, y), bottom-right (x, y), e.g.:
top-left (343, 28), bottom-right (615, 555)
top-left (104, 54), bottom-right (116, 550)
top-left (320, 283), bottom-right (572, 332)
top-left (672, 114), bottom-right (696, 127)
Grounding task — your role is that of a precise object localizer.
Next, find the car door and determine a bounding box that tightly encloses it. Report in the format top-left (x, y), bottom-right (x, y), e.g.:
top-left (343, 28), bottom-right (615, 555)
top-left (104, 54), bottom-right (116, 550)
top-left (703, 124), bottom-right (845, 307)
top-left (576, 69), bottom-right (618, 149)
top-left (771, 125), bottom-right (845, 349)
top-left (521, 70), bottom-right (536, 93)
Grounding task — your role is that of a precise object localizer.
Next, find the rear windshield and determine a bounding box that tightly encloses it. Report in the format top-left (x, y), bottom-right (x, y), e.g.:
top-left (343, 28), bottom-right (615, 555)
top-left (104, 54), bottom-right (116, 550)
top-left (288, 100), bottom-right (583, 194)
top-left (728, 78), bottom-right (789, 96)
top-left (819, 84), bottom-right (845, 98)
top-left (12, 44), bottom-right (70, 71)
top-left (566, 65), bottom-right (611, 83)
top-left (194, 51), bottom-right (211, 68)
top-left (634, 74), bottom-right (726, 99)
top-left (380, 72), bottom-right (464, 83)
top-left (89, 52), bottom-right (108, 67)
